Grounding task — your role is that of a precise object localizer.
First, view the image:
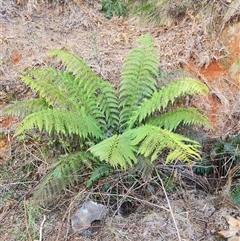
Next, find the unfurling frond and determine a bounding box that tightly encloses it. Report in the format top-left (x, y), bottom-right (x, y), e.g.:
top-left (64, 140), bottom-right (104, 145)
top-left (128, 78), bottom-right (209, 127)
top-left (119, 34), bottom-right (159, 128)
top-left (3, 98), bottom-right (49, 118)
top-left (89, 134), bottom-right (138, 169)
top-left (127, 125), bottom-right (201, 163)
top-left (15, 109), bottom-right (103, 139)
top-left (146, 107), bottom-right (210, 131)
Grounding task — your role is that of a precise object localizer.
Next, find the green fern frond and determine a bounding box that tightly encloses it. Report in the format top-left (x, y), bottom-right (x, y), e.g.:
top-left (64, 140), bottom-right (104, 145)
top-left (53, 152), bottom-right (92, 185)
top-left (87, 163), bottom-right (114, 187)
top-left (22, 68), bottom-right (79, 111)
top-left (119, 34), bottom-right (159, 128)
top-left (48, 49), bottom-right (102, 98)
top-left (57, 71), bottom-right (108, 128)
top-left (89, 134), bottom-right (138, 169)
top-left (48, 49), bottom-right (119, 130)
top-left (127, 125), bottom-right (201, 163)
top-left (97, 81), bottom-right (120, 131)
top-left (146, 107), bottom-right (210, 131)
top-left (34, 151), bottom-right (93, 203)
top-left (133, 155), bottom-right (154, 181)
top-left (58, 71), bottom-right (119, 131)
top-left (23, 68), bottom-right (111, 130)
top-left (24, 67), bottom-right (57, 83)
top-left (15, 109), bottom-right (103, 139)
top-left (48, 49), bottom-right (95, 81)
top-left (128, 78), bottom-right (209, 127)
top-left (3, 98), bottom-right (49, 118)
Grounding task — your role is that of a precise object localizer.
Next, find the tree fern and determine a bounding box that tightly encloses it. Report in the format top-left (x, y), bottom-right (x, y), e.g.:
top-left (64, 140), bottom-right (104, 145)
top-left (3, 34), bottom-right (210, 203)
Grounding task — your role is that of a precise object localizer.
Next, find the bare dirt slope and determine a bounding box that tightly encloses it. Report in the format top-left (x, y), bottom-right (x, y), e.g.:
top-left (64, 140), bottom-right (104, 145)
top-left (0, 1), bottom-right (240, 241)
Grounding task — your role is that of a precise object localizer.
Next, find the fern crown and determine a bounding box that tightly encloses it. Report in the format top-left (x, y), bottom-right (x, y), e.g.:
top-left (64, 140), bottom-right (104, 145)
top-left (4, 34), bottom-right (210, 171)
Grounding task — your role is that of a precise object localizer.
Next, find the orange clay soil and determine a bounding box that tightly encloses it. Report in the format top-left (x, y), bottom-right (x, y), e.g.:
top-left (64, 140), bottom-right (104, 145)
top-left (185, 23), bottom-right (240, 134)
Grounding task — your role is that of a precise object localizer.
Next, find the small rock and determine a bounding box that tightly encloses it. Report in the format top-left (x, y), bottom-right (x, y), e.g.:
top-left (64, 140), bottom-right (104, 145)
top-left (71, 200), bottom-right (107, 233)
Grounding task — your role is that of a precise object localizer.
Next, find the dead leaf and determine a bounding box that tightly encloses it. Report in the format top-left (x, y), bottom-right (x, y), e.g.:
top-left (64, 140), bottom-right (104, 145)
top-left (6, 200), bottom-right (17, 209)
top-left (218, 230), bottom-right (237, 238)
top-left (0, 140), bottom-right (6, 148)
top-left (11, 50), bottom-right (22, 64)
top-left (218, 216), bottom-right (240, 239)
top-left (226, 215), bottom-right (240, 230)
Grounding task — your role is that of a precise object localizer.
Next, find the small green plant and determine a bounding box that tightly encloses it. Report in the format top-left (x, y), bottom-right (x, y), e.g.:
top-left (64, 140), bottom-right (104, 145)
top-left (16, 134), bottom-right (26, 141)
top-left (194, 135), bottom-right (240, 181)
top-left (126, 0), bottom-right (236, 29)
top-left (102, 0), bottom-right (127, 19)
top-left (126, 0), bottom-right (194, 26)
top-left (4, 34), bottom-right (209, 202)
top-left (231, 185), bottom-right (240, 205)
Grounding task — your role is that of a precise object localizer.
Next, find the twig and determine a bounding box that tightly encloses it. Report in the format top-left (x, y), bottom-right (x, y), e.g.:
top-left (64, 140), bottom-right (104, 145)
top-left (24, 197), bottom-right (33, 241)
top-left (88, 191), bottom-right (170, 212)
top-left (156, 169), bottom-right (182, 241)
top-left (39, 215), bottom-right (46, 241)
top-left (55, 188), bottom-right (87, 241)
